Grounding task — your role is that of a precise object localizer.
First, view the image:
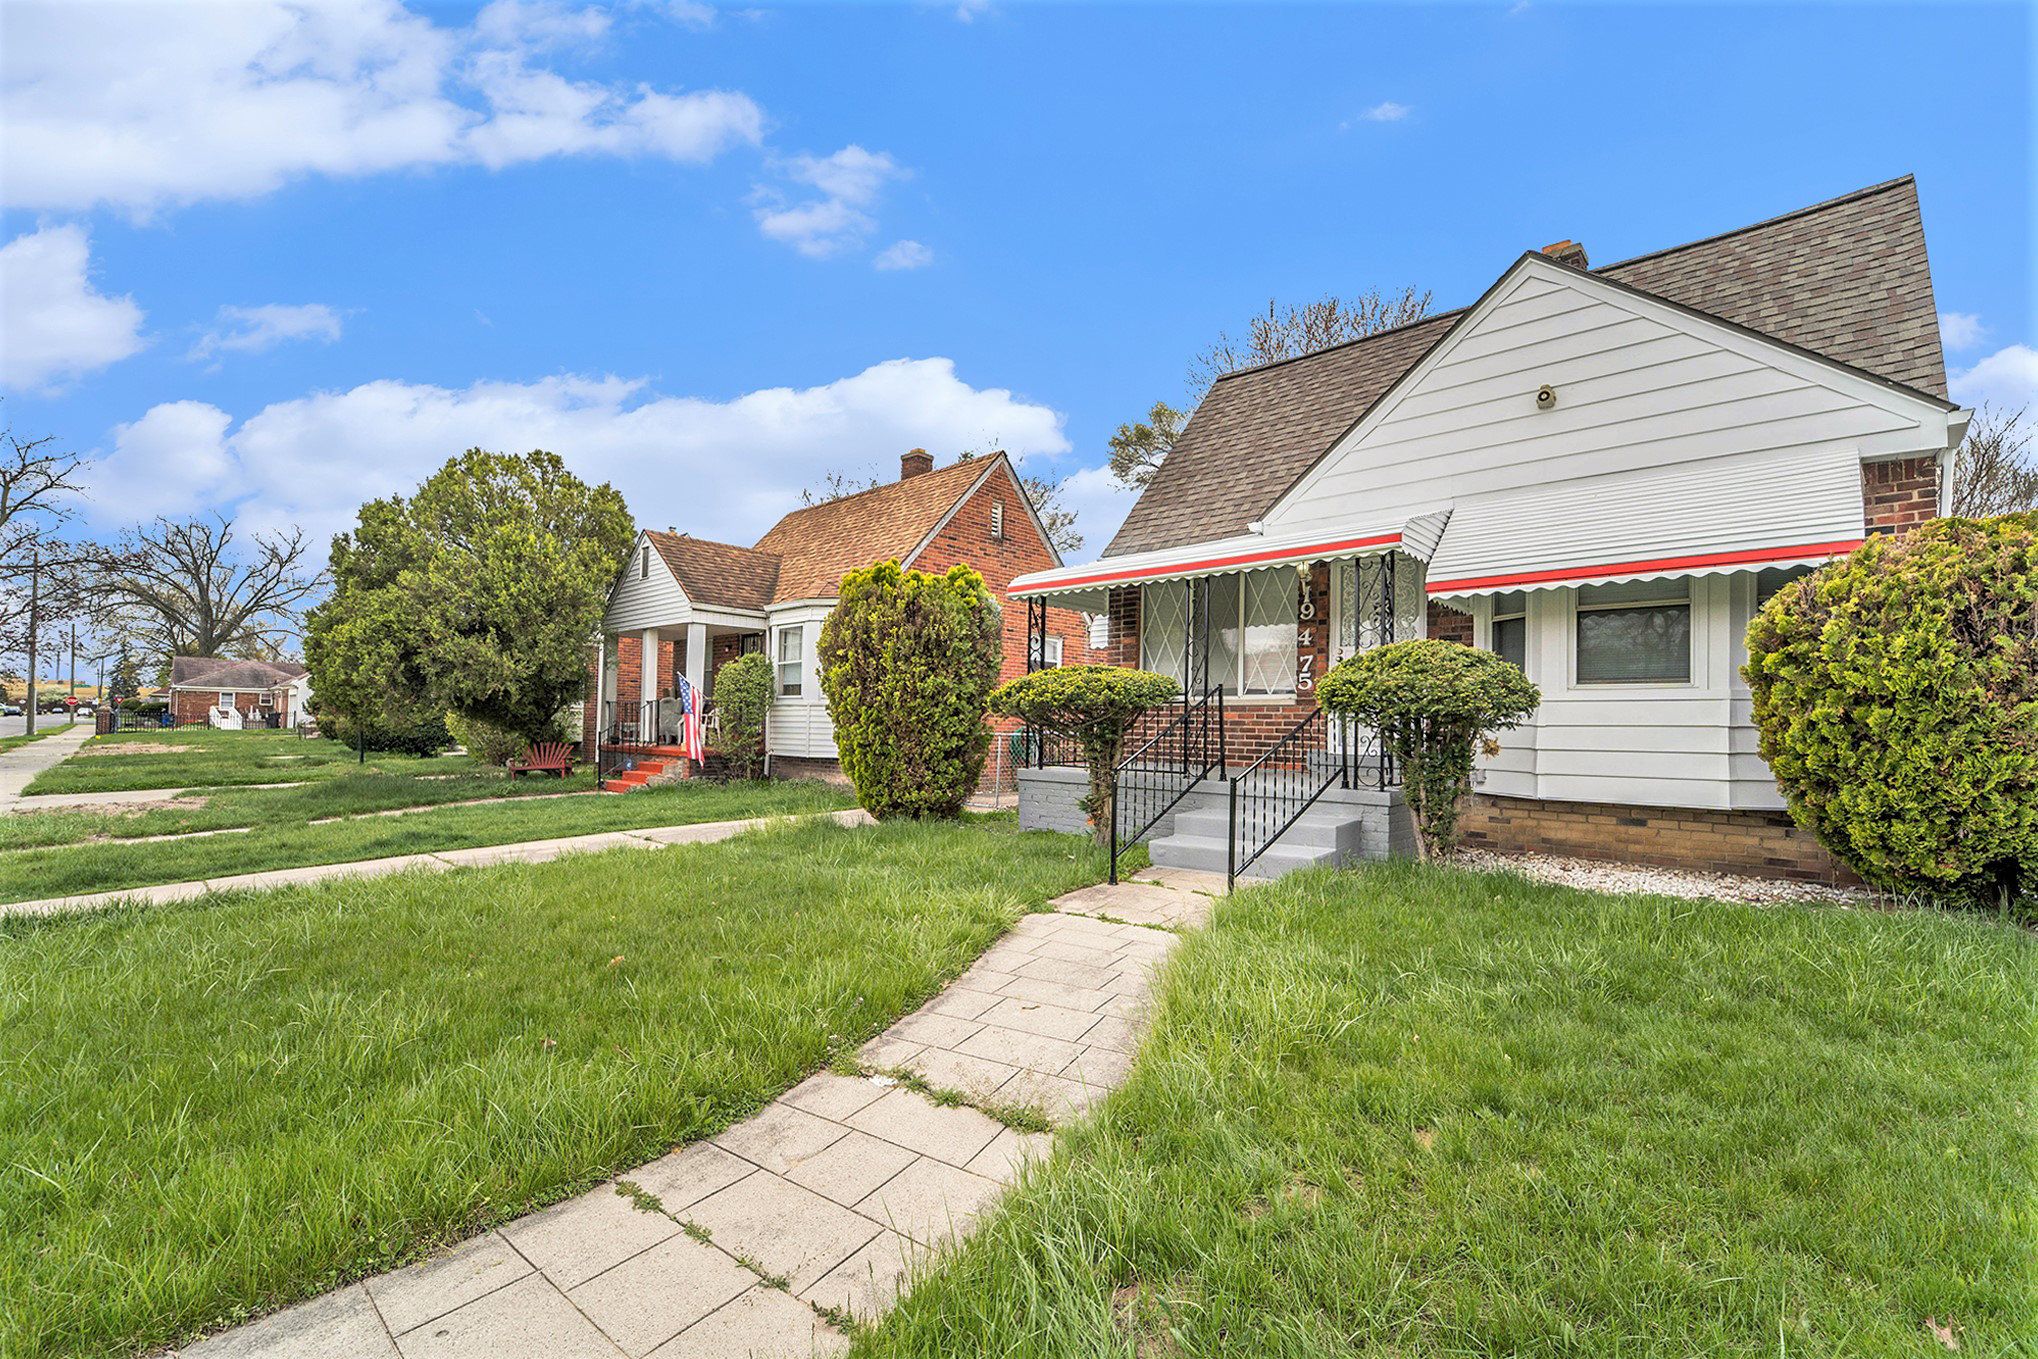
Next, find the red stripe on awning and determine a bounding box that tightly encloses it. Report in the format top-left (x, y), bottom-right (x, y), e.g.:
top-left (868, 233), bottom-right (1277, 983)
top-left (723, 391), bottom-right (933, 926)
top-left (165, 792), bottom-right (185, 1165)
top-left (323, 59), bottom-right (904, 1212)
top-left (1017, 531), bottom-right (1402, 594)
top-left (1425, 539), bottom-right (1865, 594)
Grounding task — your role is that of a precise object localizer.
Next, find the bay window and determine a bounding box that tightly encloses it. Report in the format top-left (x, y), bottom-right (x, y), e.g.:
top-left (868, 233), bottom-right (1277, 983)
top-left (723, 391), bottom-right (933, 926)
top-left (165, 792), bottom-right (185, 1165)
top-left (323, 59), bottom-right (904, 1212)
top-left (1574, 580), bottom-right (1690, 684)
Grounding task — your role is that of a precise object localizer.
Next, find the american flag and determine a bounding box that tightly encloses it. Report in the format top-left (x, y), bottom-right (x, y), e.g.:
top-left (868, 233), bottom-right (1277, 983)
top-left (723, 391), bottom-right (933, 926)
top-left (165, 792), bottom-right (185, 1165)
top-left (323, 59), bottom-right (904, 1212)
top-left (676, 675), bottom-right (706, 764)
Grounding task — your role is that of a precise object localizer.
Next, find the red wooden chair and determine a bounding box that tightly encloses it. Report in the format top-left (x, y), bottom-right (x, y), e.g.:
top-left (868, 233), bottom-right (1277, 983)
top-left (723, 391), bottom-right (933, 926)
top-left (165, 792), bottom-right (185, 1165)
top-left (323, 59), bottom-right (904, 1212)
top-left (507, 741), bottom-right (576, 778)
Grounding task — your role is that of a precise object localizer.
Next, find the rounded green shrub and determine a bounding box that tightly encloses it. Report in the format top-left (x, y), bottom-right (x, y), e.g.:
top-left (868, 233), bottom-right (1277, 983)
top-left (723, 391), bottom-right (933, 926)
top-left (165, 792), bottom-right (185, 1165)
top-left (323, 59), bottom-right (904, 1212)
top-left (989, 665), bottom-right (1180, 843)
top-left (818, 561), bottom-right (1003, 818)
top-left (712, 651), bottom-right (773, 779)
top-left (1317, 637), bottom-right (1540, 860)
top-left (1744, 514), bottom-right (2037, 913)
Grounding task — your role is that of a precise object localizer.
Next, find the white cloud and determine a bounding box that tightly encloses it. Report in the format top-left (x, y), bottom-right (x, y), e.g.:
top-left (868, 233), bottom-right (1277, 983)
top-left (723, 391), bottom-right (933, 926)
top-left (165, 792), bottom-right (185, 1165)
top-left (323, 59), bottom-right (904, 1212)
top-left (1939, 311), bottom-right (1987, 353)
top-left (1356, 101), bottom-right (1411, 123)
top-left (953, 0), bottom-right (995, 21)
top-left (753, 145), bottom-right (906, 258)
top-left (0, 225), bottom-right (147, 391)
top-left (82, 359), bottom-right (1072, 551)
top-left (873, 240), bottom-right (934, 272)
top-left (190, 304), bottom-right (346, 362)
top-left (1951, 343), bottom-right (2038, 413)
top-left (1040, 462), bottom-right (1141, 565)
top-left (0, 0), bottom-right (764, 213)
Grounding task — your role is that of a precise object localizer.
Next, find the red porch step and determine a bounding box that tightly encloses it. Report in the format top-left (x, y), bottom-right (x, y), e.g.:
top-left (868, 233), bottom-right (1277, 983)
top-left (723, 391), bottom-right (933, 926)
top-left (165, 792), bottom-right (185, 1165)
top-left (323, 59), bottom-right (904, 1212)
top-left (601, 757), bottom-right (674, 792)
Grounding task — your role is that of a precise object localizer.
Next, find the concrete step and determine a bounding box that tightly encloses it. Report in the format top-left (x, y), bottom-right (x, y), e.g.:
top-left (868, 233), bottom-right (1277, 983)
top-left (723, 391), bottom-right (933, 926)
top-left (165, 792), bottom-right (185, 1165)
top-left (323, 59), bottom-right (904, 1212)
top-left (1147, 832), bottom-right (1344, 879)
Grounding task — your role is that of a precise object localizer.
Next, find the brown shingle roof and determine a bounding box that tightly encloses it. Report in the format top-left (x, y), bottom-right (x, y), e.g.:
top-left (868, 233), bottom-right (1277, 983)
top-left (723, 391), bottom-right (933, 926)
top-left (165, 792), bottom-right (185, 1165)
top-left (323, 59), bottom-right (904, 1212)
top-left (168, 656), bottom-right (304, 690)
top-left (753, 456), bottom-right (996, 602)
top-left (1107, 176), bottom-right (1949, 556)
top-left (646, 531), bottom-right (781, 611)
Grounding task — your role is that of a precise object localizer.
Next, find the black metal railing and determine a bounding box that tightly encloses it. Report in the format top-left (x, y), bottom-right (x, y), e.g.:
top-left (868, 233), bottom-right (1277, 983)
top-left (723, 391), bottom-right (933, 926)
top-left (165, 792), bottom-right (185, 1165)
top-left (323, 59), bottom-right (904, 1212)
top-left (1109, 688), bottom-right (1223, 883)
top-left (1225, 711), bottom-right (1395, 890)
top-left (1017, 725), bottom-right (1084, 769)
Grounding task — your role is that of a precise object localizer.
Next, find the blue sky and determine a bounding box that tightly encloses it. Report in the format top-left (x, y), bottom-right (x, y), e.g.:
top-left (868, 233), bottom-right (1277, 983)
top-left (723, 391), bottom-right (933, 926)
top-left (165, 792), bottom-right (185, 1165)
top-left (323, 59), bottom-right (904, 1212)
top-left (2, 0), bottom-right (2031, 565)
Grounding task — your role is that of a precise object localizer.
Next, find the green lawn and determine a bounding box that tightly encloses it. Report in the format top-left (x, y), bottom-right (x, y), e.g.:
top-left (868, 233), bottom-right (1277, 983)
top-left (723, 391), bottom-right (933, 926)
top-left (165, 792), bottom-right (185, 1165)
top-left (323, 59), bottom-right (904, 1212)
top-left (0, 777), bottom-right (854, 901)
top-left (20, 726), bottom-right (482, 794)
top-left (0, 719), bottom-right (77, 756)
top-left (864, 863), bottom-right (2037, 1358)
top-left (0, 816), bottom-right (1111, 1359)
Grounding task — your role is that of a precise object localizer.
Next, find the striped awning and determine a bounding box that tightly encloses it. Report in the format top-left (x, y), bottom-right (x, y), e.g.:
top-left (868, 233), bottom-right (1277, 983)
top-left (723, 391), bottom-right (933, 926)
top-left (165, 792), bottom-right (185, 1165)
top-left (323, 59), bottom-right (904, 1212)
top-left (1424, 444), bottom-right (1869, 600)
top-left (1009, 511), bottom-right (1449, 608)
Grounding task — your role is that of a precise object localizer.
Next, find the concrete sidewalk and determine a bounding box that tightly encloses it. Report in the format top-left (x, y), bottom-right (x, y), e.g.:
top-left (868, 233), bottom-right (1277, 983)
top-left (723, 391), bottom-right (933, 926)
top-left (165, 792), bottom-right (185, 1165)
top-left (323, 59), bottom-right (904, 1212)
top-left (0, 721), bottom-right (91, 808)
top-left (175, 868), bottom-right (1224, 1359)
top-left (2, 808), bottom-right (876, 920)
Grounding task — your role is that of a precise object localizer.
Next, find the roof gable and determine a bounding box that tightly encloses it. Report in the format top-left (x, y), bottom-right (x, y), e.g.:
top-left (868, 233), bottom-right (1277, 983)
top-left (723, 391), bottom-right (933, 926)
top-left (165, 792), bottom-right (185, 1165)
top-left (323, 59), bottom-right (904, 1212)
top-left (1259, 253), bottom-right (1960, 541)
top-left (753, 455), bottom-right (1001, 602)
top-left (646, 530), bottom-right (780, 612)
top-left (1107, 176), bottom-right (1949, 558)
top-left (169, 656), bottom-right (302, 690)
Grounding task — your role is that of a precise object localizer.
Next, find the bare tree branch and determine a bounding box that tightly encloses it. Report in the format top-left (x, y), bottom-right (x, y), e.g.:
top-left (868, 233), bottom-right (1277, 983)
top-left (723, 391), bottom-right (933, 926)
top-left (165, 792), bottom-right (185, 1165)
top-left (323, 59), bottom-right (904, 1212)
top-left (1951, 405), bottom-right (2038, 518)
top-left (1188, 285), bottom-right (1433, 400)
top-left (88, 516), bottom-right (326, 662)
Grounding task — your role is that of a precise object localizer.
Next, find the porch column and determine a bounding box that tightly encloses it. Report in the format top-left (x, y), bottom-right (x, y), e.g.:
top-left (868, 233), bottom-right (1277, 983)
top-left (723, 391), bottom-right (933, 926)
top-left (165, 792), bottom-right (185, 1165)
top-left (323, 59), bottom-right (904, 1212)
top-left (639, 628), bottom-right (659, 715)
top-left (591, 635), bottom-right (606, 745)
top-left (685, 622), bottom-right (708, 700)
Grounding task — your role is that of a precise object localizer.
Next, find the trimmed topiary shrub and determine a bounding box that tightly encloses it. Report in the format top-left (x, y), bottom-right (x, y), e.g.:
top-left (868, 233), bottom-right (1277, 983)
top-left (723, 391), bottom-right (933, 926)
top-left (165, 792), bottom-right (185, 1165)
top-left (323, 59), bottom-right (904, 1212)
top-left (989, 665), bottom-right (1181, 844)
top-left (1317, 637), bottom-right (1540, 861)
top-left (818, 561), bottom-right (1003, 818)
top-left (1744, 514), bottom-right (2038, 915)
top-left (713, 652), bottom-right (773, 779)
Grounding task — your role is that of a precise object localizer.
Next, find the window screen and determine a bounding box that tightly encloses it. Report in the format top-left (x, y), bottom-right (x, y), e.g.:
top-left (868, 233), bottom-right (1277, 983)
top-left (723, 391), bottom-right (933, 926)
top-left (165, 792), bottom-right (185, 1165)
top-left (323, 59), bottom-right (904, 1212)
top-left (1140, 580), bottom-right (1188, 685)
top-left (1240, 570), bottom-right (1296, 695)
top-left (1575, 581), bottom-right (1690, 683)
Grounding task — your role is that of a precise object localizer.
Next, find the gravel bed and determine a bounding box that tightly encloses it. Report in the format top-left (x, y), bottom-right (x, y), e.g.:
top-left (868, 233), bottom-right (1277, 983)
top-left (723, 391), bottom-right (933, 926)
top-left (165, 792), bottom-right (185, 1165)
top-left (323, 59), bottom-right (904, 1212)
top-left (1458, 848), bottom-right (1872, 907)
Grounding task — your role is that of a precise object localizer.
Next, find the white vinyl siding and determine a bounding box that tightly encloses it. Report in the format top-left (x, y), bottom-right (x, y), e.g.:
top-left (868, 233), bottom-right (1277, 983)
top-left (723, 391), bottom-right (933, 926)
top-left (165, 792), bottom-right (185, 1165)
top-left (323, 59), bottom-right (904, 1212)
top-left (605, 533), bottom-right (690, 632)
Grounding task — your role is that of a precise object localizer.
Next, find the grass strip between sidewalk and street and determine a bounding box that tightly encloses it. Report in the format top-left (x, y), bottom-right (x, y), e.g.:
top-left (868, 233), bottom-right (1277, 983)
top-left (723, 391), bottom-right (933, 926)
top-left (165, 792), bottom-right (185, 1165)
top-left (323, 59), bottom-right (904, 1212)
top-left (861, 860), bottom-right (2037, 1359)
top-left (0, 777), bottom-right (855, 903)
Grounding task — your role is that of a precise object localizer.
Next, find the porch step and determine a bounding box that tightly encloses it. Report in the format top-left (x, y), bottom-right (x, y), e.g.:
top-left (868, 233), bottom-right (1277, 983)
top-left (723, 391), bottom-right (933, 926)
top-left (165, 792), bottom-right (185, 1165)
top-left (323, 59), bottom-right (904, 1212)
top-left (601, 759), bottom-right (674, 792)
top-left (1147, 801), bottom-right (1370, 880)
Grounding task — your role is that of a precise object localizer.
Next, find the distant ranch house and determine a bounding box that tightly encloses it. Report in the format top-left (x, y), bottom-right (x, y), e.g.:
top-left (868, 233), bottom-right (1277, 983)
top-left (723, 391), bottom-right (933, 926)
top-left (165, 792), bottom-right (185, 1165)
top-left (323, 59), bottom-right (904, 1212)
top-left (1009, 176), bottom-right (1965, 884)
top-left (588, 449), bottom-right (1096, 785)
top-left (167, 656), bottom-right (313, 728)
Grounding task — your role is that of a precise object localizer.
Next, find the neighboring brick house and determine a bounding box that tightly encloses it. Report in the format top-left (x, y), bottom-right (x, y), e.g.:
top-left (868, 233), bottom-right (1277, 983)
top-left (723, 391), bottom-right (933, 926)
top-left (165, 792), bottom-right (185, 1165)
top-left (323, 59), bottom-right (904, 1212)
top-left (589, 449), bottom-right (1095, 782)
top-left (167, 656), bottom-right (312, 727)
top-left (1010, 176), bottom-right (1967, 883)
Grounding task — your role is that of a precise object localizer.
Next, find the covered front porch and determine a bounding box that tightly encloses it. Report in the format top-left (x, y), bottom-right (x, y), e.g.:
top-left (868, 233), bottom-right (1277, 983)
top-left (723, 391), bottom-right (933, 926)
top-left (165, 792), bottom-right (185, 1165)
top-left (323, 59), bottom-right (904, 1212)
top-left (592, 614), bottom-right (766, 782)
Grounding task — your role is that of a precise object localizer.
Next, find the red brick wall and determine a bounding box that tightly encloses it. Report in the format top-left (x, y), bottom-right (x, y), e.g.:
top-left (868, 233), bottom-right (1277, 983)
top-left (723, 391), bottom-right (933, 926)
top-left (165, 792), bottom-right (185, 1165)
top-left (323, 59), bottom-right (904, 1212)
top-left (1458, 794), bottom-right (1860, 885)
top-left (612, 635), bottom-right (681, 708)
top-left (171, 688), bottom-right (270, 725)
top-left (1428, 601), bottom-right (1474, 645)
top-left (1862, 454), bottom-right (1939, 535)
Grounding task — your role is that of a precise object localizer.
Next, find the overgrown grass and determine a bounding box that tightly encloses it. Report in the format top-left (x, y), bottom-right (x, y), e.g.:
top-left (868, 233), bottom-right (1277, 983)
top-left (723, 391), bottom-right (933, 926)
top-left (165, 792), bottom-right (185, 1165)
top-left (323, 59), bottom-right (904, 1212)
top-left (0, 767), bottom-right (608, 852)
top-left (0, 720), bottom-right (77, 756)
top-left (864, 862), bottom-right (2038, 1358)
top-left (20, 727), bottom-right (481, 795)
top-left (0, 777), bottom-right (854, 901)
top-left (0, 817), bottom-right (1109, 1359)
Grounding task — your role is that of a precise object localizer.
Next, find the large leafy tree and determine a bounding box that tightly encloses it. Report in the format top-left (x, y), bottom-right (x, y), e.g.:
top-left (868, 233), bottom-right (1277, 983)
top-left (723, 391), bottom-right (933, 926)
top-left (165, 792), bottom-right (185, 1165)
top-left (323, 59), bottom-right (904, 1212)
top-left (307, 449), bottom-right (634, 747)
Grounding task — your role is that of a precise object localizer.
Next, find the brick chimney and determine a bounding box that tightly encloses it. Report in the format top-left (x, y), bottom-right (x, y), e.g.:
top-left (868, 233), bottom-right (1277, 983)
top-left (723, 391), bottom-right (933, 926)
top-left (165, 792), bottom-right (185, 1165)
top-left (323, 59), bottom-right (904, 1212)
top-left (900, 448), bottom-right (934, 480)
top-left (1540, 239), bottom-right (1589, 270)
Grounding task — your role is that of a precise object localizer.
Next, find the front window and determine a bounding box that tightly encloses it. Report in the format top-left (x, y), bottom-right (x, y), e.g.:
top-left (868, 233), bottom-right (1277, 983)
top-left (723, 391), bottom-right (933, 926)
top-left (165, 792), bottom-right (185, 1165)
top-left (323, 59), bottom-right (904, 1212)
top-left (1489, 591), bottom-right (1527, 670)
top-left (1575, 581), bottom-right (1690, 684)
top-left (776, 627), bottom-right (803, 697)
top-left (1138, 572), bottom-right (1297, 696)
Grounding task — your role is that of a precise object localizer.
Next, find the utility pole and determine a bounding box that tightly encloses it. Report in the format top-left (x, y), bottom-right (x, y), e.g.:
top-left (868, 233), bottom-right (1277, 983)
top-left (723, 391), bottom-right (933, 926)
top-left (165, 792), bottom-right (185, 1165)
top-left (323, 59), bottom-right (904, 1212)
top-left (23, 550), bottom-right (38, 737)
top-left (68, 622), bottom-right (78, 717)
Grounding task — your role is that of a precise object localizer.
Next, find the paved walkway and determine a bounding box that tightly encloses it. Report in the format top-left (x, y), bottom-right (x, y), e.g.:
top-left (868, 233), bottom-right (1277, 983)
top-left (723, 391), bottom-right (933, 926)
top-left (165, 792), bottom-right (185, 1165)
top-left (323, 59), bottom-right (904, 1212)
top-left (175, 868), bottom-right (1223, 1358)
top-left (0, 720), bottom-right (91, 807)
top-left (4, 780), bottom-right (311, 812)
top-left (1, 809), bottom-right (876, 919)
